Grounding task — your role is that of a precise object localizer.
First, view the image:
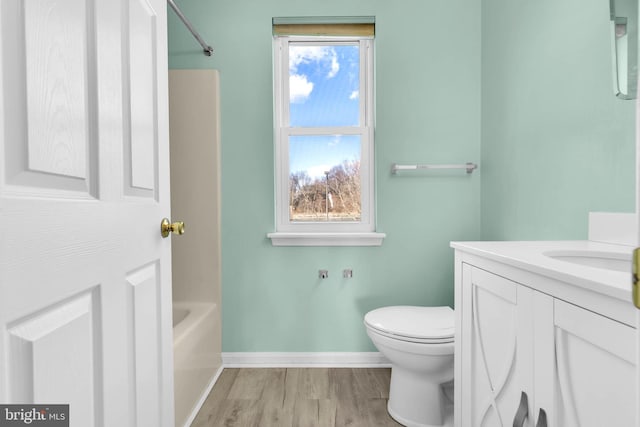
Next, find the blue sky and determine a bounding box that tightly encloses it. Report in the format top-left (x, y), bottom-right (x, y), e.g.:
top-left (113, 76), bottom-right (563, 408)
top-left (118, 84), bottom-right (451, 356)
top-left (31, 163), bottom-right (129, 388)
top-left (288, 44), bottom-right (361, 179)
top-left (289, 135), bottom-right (361, 179)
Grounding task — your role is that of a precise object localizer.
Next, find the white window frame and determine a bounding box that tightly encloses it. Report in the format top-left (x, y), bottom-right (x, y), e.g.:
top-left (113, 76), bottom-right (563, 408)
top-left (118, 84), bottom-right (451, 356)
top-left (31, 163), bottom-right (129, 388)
top-left (268, 35), bottom-right (384, 246)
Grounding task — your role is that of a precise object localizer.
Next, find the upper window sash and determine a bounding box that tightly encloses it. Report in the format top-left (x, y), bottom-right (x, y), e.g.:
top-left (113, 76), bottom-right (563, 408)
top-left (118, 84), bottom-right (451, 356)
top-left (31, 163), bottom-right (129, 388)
top-left (277, 37), bottom-right (373, 130)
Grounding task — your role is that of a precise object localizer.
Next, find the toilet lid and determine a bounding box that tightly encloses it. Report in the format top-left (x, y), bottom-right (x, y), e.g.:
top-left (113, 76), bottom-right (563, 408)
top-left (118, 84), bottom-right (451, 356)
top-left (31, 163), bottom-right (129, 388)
top-left (364, 306), bottom-right (454, 342)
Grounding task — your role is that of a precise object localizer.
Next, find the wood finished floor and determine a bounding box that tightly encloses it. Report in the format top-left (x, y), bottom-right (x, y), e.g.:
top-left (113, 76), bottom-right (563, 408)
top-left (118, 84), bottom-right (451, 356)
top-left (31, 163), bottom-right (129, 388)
top-left (191, 368), bottom-right (402, 427)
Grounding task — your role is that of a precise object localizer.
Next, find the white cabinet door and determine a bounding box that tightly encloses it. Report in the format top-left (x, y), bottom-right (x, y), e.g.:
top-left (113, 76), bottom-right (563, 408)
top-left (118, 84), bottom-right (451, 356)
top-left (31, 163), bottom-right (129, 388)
top-left (535, 299), bottom-right (636, 427)
top-left (459, 265), bottom-right (534, 427)
top-left (0, 1), bottom-right (174, 426)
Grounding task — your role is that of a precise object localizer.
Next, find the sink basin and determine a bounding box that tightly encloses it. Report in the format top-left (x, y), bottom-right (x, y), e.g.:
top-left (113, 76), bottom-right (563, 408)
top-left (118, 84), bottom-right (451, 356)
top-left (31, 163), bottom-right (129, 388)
top-left (543, 250), bottom-right (631, 273)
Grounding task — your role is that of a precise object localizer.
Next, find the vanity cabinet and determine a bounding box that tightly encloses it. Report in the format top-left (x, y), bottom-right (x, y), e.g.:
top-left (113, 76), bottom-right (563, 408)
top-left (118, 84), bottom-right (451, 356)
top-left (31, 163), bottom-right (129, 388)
top-left (455, 253), bottom-right (637, 427)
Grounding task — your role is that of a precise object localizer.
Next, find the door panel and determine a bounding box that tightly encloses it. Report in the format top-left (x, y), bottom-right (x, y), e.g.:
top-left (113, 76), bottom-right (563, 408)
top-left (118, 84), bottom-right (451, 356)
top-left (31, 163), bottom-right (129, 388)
top-left (126, 0), bottom-right (158, 197)
top-left (127, 262), bottom-right (162, 427)
top-left (7, 290), bottom-right (99, 426)
top-left (1, 0), bottom-right (98, 197)
top-left (24, 0), bottom-right (94, 181)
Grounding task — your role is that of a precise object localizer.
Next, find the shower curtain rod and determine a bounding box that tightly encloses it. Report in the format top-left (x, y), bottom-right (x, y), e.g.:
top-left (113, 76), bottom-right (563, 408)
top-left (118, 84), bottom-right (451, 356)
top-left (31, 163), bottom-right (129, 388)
top-left (167, 0), bottom-right (213, 56)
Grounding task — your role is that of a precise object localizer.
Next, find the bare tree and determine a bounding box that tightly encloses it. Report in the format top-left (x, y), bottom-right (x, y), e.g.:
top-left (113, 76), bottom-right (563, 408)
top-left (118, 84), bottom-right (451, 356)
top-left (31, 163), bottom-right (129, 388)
top-left (289, 160), bottom-right (361, 221)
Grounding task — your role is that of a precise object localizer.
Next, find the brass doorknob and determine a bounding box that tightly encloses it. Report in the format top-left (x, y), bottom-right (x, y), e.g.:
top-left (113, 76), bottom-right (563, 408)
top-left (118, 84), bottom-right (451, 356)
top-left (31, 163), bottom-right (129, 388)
top-left (161, 218), bottom-right (185, 238)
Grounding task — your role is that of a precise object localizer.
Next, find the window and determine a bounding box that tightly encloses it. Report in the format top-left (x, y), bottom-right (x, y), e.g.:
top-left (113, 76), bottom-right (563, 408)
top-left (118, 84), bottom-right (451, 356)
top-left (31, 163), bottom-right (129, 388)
top-left (269, 18), bottom-right (384, 246)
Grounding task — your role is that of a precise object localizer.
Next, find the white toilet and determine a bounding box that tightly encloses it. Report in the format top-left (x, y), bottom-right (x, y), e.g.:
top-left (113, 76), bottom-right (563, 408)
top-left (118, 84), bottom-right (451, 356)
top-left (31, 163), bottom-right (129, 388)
top-left (364, 306), bottom-right (454, 427)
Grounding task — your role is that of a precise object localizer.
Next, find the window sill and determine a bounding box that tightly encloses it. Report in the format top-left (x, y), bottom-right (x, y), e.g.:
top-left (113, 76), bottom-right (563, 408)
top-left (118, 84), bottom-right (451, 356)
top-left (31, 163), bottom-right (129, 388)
top-left (267, 232), bottom-right (386, 247)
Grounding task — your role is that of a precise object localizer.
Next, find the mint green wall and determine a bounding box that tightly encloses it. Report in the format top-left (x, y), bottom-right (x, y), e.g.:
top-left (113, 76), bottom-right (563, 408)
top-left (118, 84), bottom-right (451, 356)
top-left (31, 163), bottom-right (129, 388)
top-left (168, 0), bottom-right (481, 351)
top-left (168, 0), bottom-right (637, 351)
top-left (480, 0), bottom-right (636, 240)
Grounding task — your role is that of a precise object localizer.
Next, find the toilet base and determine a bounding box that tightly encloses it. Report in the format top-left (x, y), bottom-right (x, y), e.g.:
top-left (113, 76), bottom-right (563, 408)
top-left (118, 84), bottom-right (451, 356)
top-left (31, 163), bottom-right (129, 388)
top-left (388, 404), bottom-right (453, 427)
top-left (387, 366), bottom-right (453, 427)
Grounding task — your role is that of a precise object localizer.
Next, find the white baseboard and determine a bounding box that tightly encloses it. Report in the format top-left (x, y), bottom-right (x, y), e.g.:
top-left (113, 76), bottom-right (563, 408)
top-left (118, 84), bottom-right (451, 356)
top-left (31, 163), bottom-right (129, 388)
top-left (221, 352), bottom-right (390, 368)
top-left (182, 365), bottom-right (224, 427)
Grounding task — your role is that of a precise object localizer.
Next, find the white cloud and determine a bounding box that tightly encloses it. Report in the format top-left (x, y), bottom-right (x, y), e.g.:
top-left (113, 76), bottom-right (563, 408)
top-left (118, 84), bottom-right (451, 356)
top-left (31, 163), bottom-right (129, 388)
top-left (290, 74), bottom-right (314, 103)
top-left (349, 90), bottom-right (359, 100)
top-left (327, 54), bottom-right (340, 78)
top-left (307, 165), bottom-right (331, 180)
top-left (287, 46), bottom-right (342, 103)
top-left (290, 46), bottom-right (327, 71)
top-left (289, 46), bottom-right (339, 79)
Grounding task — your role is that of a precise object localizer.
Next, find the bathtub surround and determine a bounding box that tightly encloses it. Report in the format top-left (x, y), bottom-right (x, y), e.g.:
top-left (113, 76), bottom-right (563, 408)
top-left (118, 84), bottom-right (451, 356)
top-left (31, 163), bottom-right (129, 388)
top-left (168, 70), bottom-right (223, 427)
top-left (167, 0), bottom-right (635, 356)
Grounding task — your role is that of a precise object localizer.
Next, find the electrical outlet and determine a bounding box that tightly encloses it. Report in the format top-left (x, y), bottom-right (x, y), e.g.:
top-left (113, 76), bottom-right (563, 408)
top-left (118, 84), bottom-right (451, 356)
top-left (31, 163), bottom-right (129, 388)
top-left (319, 270), bottom-right (329, 279)
top-left (343, 269), bottom-right (353, 278)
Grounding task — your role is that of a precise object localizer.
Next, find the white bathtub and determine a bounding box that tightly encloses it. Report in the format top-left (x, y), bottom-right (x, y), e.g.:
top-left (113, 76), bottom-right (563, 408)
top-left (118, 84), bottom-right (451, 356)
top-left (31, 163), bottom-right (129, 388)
top-left (173, 301), bottom-right (219, 427)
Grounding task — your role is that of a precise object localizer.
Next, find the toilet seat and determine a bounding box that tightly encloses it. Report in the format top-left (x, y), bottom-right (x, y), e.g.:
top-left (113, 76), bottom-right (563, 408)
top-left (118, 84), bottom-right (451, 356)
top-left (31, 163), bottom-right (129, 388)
top-left (364, 306), bottom-right (454, 344)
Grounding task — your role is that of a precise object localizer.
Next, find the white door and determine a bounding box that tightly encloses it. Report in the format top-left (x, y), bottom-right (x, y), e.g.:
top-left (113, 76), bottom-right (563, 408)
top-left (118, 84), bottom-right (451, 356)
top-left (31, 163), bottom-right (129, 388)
top-left (0, 0), bottom-right (174, 426)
